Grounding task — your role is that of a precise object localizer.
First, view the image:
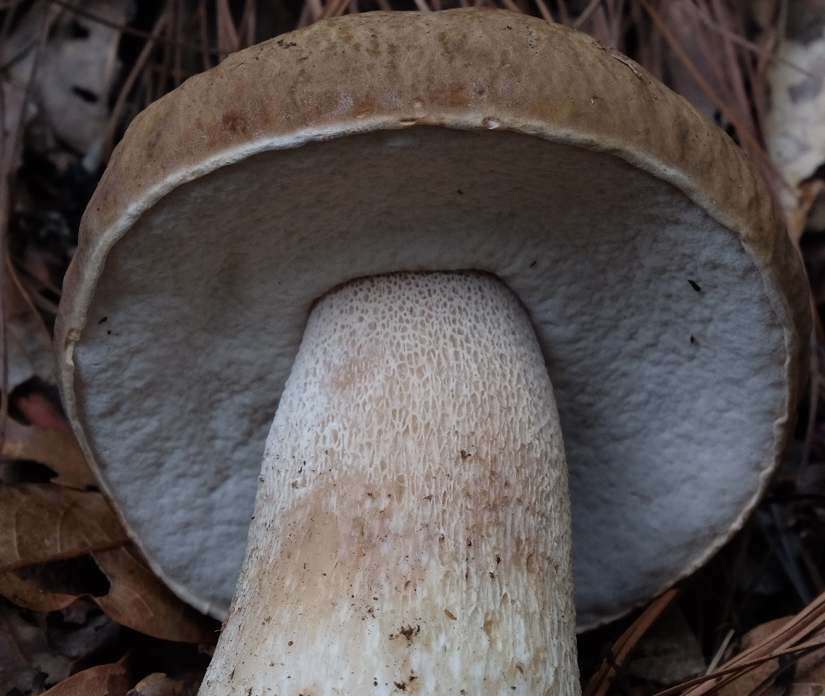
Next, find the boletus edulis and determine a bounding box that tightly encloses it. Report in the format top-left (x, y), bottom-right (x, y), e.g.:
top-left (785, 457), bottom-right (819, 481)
top-left (55, 9), bottom-right (811, 696)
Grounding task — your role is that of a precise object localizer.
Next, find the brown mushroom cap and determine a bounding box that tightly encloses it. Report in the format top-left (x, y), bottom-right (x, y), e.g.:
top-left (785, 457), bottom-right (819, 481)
top-left (56, 8), bottom-right (811, 630)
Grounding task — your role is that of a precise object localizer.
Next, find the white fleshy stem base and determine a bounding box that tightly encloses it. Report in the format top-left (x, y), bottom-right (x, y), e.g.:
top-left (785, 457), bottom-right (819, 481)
top-left (198, 272), bottom-right (579, 696)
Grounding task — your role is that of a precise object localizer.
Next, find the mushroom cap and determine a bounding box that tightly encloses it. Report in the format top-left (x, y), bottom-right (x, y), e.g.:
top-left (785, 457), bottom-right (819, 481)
top-left (55, 9), bottom-right (811, 630)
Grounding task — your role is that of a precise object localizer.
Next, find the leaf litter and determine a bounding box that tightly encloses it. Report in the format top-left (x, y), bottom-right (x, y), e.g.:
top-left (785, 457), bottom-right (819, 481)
top-left (3, 0), bottom-right (825, 694)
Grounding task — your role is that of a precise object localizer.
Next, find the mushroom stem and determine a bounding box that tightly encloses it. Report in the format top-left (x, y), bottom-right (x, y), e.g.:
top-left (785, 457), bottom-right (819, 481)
top-left (198, 271), bottom-right (579, 696)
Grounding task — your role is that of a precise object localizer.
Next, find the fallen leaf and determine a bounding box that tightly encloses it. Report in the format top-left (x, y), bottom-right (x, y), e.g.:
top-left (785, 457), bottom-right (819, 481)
top-left (15, 388), bottom-right (74, 433)
top-left (128, 672), bottom-right (194, 696)
top-left (788, 179), bottom-right (825, 243)
top-left (0, 566), bottom-right (78, 612)
top-left (794, 661), bottom-right (825, 688)
top-left (764, 1), bottom-right (825, 217)
top-left (0, 484), bottom-right (128, 571)
top-left (0, 553), bottom-right (112, 615)
top-left (789, 631), bottom-right (825, 688)
top-left (93, 545), bottom-right (218, 644)
top-left (0, 483), bottom-right (215, 642)
top-left (49, 604), bottom-right (121, 666)
top-left (716, 618), bottom-right (790, 696)
top-left (2, 418), bottom-right (97, 489)
top-left (0, 595), bottom-right (69, 694)
top-left (0, 603), bottom-right (43, 694)
top-left (41, 659), bottom-right (131, 696)
top-left (2, 0), bottom-right (129, 157)
top-left (789, 686), bottom-right (825, 696)
top-left (655, 589), bottom-right (825, 696)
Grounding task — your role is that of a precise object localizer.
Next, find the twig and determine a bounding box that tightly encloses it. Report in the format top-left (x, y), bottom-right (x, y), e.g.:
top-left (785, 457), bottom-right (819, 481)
top-left (573, 0), bottom-right (604, 30)
top-left (0, 0), bottom-right (55, 456)
top-left (583, 587), bottom-right (681, 696)
top-left (686, 1), bottom-right (818, 80)
top-left (103, 8), bottom-right (169, 160)
top-left (658, 589), bottom-right (825, 696)
top-left (44, 0), bottom-right (217, 53)
top-left (532, 0), bottom-right (553, 23)
top-left (706, 629), bottom-right (735, 674)
top-left (635, 0), bottom-right (788, 193)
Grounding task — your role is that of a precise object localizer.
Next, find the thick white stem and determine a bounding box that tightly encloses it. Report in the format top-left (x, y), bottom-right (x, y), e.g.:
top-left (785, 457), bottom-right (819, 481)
top-left (199, 272), bottom-right (579, 696)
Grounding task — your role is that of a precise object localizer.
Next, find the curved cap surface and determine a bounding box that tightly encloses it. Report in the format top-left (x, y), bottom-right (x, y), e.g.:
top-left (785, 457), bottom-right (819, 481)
top-left (56, 9), bottom-right (811, 629)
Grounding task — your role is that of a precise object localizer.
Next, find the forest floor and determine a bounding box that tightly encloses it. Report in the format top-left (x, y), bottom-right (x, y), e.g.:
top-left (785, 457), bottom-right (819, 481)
top-left (3, 1), bottom-right (825, 695)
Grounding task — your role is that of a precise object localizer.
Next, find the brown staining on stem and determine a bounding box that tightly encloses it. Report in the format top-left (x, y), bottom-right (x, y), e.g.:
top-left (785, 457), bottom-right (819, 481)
top-left (388, 624), bottom-right (420, 642)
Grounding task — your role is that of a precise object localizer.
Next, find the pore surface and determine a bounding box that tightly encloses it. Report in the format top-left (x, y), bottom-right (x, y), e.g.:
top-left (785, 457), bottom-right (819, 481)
top-left (73, 127), bottom-right (787, 627)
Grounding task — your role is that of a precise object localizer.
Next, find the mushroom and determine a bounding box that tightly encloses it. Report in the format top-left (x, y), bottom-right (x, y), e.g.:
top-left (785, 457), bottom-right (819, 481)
top-left (55, 8), bottom-right (810, 696)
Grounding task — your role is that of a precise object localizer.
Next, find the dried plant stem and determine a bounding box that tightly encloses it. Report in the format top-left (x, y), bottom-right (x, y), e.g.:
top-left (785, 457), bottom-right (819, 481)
top-left (573, 0), bottom-right (604, 29)
top-left (656, 589), bottom-right (825, 696)
top-left (45, 0), bottom-right (210, 52)
top-left (0, 0), bottom-right (56, 453)
top-left (104, 8), bottom-right (170, 159)
top-left (583, 588), bottom-right (682, 696)
top-left (706, 628), bottom-right (735, 674)
top-left (636, 0), bottom-right (783, 190)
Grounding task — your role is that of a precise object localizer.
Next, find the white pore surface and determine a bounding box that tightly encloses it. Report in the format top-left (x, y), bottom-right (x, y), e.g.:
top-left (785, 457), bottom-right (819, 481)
top-left (73, 128), bottom-right (789, 628)
top-left (199, 272), bottom-right (578, 696)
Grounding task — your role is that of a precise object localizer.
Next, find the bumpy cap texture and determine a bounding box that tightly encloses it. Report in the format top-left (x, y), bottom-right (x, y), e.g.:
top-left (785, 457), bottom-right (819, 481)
top-left (55, 8), bottom-right (811, 629)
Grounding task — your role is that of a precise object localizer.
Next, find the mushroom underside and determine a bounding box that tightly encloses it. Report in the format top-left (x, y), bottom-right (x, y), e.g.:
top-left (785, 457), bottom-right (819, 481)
top-left (71, 126), bottom-right (790, 629)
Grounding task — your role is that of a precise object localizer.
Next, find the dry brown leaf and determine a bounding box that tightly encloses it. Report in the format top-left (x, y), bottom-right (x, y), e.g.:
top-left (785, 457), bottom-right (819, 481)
top-left (787, 180), bottom-right (825, 243)
top-left (1, 592), bottom-right (123, 693)
top-left (656, 589), bottom-right (825, 696)
top-left (0, 567), bottom-right (79, 612)
top-left (3, 418), bottom-right (97, 489)
top-left (2, 0), bottom-right (129, 157)
top-left (0, 547), bottom-right (217, 642)
top-left (93, 545), bottom-right (218, 644)
top-left (0, 595), bottom-right (72, 693)
top-left (765, 0), bottom-right (825, 217)
top-left (716, 618), bottom-right (791, 696)
top-left (0, 598), bottom-right (48, 695)
top-left (15, 389), bottom-right (73, 432)
top-left (128, 672), bottom-right (193, 696)
top-left (796, 653), bottom-right (825, 687)
top-left (788, 629), bottom-right (825, 690)
top-left (0, 480), bottom-right (215, 642)
top-left (790, 686), bottom-right (825, 696)
top-left (42, 659), bottom-right (131, 696)
top-left (0, 484), bottom-right (127, 571)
